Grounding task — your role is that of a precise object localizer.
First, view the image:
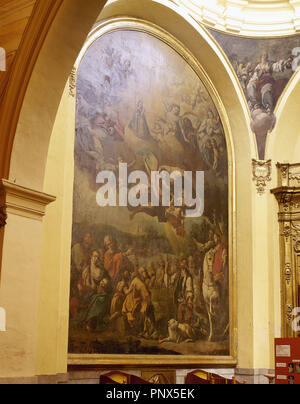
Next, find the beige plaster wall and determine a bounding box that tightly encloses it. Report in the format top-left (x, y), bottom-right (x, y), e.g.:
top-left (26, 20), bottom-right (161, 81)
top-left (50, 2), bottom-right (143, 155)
top-left (268, 70), bottom-right (300, 164)
top-left (264, 68), bottom-right (300, 366)
top-left (36, 82), bottom-right (75, 376)
top-left (0, 215), bottom-right (43, 377)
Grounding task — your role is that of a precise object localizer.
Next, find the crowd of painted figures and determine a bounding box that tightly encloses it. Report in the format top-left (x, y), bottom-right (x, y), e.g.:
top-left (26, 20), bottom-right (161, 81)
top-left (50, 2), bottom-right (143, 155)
top-left (69, 229), bottom-right (229, 343)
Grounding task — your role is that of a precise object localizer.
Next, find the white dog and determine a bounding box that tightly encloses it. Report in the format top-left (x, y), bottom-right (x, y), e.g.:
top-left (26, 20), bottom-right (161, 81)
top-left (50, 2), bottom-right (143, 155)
top-left (160, 319), bottom-right (196, 344)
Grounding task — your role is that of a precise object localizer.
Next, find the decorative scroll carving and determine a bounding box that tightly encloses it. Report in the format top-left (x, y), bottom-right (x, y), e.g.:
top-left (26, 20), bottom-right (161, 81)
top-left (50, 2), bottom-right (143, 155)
top-left (285, 263), bottom-right (292, 285)
top-left (287, 163), bottom-right (300, 187)
top-left (282, 223), bottom-right (292, 240)
top-left (289, 173), bottom-right (300, 184)
top-left (281, 165), bottom-right (289, 180)
top-left (271, 162), bottom-right (300, 338)
top-left (69, 67), bottom-right (77, 98)
top-left (287, 304), bottom-right (294, 322)
top-left (252, 159), bottom-right (272, 195)
top-left (292, 224), bottom-right (300, 253)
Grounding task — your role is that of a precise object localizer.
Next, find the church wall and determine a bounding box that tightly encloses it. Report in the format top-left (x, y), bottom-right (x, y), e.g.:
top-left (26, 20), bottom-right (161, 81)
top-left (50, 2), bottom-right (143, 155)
top-left (4, 0), bottom-right (255, 376)
top-left (0, 214), bottom-right (44, 377)
top-left (36, 82), bottom-right (75, 376)
top-left (269, 71), bottom-right (300, 163)
top-left (0, 0), bottom-right (106, 381)
top-left (2, 0), bottom-right (300, 382)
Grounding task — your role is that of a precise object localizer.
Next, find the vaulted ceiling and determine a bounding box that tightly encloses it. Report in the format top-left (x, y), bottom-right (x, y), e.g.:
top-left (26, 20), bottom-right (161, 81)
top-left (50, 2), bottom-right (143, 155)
top-left (0, 0), bottom-right (37, 100)
top-left (0, 0), bottom-right (63, 180)
top-left (174, 0), bottom-right (300, 35)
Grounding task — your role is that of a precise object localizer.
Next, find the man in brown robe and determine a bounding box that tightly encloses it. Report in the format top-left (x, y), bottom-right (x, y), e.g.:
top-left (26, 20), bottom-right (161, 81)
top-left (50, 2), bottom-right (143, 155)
top-left (122, 267), bottom-right (154, 336)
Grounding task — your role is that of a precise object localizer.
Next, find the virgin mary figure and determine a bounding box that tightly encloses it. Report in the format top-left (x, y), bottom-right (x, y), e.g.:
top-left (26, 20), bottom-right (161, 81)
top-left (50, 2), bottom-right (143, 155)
top-left (129, 100), bottom-right (152, 141)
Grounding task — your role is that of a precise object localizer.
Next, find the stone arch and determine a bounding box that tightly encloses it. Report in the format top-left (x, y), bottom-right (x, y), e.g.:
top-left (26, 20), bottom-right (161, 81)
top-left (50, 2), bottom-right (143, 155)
top-left (9, 0), bottom-right (255, 191)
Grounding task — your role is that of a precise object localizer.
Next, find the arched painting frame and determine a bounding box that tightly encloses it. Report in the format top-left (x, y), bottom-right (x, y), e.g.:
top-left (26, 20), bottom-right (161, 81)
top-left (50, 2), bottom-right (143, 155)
top-left (68, 18), bottom-right (237, 367)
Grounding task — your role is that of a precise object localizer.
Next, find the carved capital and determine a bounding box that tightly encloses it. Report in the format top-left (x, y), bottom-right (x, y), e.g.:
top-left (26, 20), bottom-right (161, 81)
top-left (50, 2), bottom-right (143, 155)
top-left (252, 159), bottom-right (272, 196)
top-left (276, 162), bottom-right (300, 187)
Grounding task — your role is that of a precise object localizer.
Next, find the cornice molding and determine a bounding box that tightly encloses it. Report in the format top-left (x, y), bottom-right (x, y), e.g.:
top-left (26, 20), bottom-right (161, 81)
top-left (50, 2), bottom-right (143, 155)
top-left (271, 163), bottom-right (300, 218)
top-left (271, 186), bottom-right (300, 221)
top-left (0, 179), bottom-right (56, 222)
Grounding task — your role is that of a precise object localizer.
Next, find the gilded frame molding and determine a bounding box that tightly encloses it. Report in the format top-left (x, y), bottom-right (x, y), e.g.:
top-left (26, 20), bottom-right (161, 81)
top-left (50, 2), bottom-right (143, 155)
top-left (68, 17), bottom-right (237, 367)
top-left (272, 163), bottom-right (300, 338)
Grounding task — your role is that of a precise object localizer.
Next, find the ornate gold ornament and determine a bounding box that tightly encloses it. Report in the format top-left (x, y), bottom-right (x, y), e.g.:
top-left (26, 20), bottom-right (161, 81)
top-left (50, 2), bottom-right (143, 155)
top-left (252, 159), bottom-right (272, 196)
top-left (287, 304), bottom-right (294, 323)
top-left (292, 224), bottom-right (300, 253)
top-left (280, 164), bottom-right (289, 181)
top-left (285, 263), bottom-right (292, 285)
top-left (290, 173), bottom-right (300, 184)
top-left (272, 162), bottom-right (300, 338)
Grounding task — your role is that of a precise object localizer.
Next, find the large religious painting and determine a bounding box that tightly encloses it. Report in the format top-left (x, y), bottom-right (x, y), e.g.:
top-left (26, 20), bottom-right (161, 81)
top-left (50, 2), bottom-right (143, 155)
top-left (208, 29), bottom-right (300, 160)
top-left (69, 27), bottom-right (231, 364)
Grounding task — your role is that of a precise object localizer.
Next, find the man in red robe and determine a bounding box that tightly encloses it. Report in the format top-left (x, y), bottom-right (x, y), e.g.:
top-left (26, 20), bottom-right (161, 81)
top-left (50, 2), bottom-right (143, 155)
top-left (104, 235), bottom-right (131, 288)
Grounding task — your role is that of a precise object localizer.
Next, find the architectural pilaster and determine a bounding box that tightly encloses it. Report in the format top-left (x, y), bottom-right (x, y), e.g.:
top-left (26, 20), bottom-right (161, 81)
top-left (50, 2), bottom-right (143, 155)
top-left (0, 179), bottom-right (55, 377)
top-left (271, 163), bottom-right (300, 338)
